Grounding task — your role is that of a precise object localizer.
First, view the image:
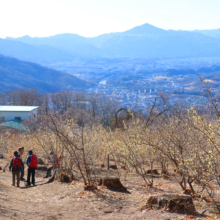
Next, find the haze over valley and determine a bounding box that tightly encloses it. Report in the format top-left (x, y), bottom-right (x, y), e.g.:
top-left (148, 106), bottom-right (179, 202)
top-left (1, 23), bottom-right (220, 109)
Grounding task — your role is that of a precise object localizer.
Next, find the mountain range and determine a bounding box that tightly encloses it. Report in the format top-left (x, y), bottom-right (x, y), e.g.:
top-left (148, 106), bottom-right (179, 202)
top-left (0, 54), bottom-right (93, 92)
top-left (3, 23), bottom-right (220, 64)
top-left (194, 29), bottom-right (220, 39)
top-left (0, 38), bottom-right (77, 65)
top-left (2, 23), bottom-right (220, 93)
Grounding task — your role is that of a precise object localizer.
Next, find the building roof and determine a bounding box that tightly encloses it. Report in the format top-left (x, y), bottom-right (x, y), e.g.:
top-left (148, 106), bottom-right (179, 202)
top-left (0, 106), bottom-right (39, 112)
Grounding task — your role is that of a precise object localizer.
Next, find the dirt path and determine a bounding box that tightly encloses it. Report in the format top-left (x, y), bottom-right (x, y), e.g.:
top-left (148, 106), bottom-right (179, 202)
top-left (0, 159), bottom-right (208, 220)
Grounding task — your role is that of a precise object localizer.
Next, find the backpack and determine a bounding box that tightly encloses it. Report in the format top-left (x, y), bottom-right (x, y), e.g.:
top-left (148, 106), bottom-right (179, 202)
top-left (29, 154), bottom-right (38, 168)
top-left (12, 157), bottom-right (21, 169)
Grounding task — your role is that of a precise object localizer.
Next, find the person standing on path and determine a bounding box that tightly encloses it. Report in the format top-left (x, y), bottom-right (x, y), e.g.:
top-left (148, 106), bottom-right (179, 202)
top-left (9, 151), bottom-right (23, 187)
top-left (26, 150), bottom-right (38, 187)
top-left (18, 147), bottom-right (25, 181)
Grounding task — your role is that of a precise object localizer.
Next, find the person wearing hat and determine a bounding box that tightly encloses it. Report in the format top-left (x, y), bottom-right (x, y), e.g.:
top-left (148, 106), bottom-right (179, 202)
top-left (9, 151), bottom-right (23, 187)
top-left (18, 147), bottom-right (25, 181)
top-left (26, 150), bottom-right (38, 186)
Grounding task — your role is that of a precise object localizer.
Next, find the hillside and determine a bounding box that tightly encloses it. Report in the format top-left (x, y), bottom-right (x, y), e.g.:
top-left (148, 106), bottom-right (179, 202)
top-left (0, 55), bottom-right (94, 92)
top-left (0, 38), bottom-right (77, 64)
top-left (165, 68), bottom-right (197, 77)
top-left (0, 157), bottom-right (205, 220)
top-left (194, 28), bottom-right (220, 39)
top-left (180, 66), bottom-right (220, 89)
top-left (6, 23), bottom-right (220, 60)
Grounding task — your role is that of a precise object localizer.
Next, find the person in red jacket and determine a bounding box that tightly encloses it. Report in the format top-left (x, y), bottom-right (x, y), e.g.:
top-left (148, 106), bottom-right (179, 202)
top-left (26, 150), bottom-right (38, 187)
top-left (9, 151), bottom-right (23, 187)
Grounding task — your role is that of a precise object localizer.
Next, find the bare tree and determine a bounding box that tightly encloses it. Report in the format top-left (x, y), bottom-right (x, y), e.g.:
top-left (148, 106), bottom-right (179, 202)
top-left (0, 92), bottom-right (6, 105)
top-left (72, 93), bottom-right (87, 110)
top-left (6, 88), bottom-right (42, 106)
top-left (51, 90), bottom-right (74, 113)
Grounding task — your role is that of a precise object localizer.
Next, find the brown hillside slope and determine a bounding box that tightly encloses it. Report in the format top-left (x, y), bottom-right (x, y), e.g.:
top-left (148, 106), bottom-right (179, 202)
top-left (0, 158), bottom-right (214, 220)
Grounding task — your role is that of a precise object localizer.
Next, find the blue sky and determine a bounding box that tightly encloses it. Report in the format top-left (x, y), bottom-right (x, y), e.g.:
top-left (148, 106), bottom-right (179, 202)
top-left (0, 0), bottom-right (220, 38)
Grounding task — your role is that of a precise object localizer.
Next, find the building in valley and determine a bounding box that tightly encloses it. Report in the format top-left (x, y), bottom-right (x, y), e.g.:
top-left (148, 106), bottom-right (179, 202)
top-left (0, 106), bottom-right (39, 121)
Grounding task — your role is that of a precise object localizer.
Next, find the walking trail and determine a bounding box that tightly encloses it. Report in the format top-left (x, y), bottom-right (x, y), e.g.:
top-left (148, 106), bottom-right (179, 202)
top-left (0, 159), bottom-right (203, 220)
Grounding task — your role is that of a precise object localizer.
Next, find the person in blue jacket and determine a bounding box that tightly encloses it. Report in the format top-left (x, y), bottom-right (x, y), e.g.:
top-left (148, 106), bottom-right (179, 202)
top-left (26, 150), bottom-right (38, 187)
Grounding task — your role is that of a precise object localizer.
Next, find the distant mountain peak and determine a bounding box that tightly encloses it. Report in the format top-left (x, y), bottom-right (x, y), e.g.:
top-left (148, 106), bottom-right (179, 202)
top-left (123, 23), bottom-right (167, 35)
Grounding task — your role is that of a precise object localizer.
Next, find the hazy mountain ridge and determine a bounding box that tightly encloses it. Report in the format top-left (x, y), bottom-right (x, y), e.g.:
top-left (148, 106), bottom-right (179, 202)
top-left (100, 32), bottom-right (220, 58)
top-left (194, 29), bottom-right (220, 39)
top-left (122, 23), bottom-right (168, 36)
top-left (6, 33), bottom-right (111, 58)
top-left (0, 54), bottom-right (93, 92)
top-left (0, 38), bottom-right (78, 65)
top-left (4, 23), bottom-right (220, 62)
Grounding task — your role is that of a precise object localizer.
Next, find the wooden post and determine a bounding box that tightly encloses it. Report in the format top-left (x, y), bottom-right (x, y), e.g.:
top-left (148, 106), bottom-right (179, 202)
top-left (107, 154), bottom-right (109, 170)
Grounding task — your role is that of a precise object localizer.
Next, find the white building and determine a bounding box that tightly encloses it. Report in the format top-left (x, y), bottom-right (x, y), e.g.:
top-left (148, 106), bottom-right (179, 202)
top-left (0, 106), bottom-right (39, 121)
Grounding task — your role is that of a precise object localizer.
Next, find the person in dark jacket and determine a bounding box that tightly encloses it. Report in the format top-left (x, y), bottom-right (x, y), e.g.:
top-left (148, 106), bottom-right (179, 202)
top-left (9, 151), bottom-right (23, 187)
top-left (26, 150), bottom-right (38, 187)
top-left (18, 147), bottom-right (25, 181)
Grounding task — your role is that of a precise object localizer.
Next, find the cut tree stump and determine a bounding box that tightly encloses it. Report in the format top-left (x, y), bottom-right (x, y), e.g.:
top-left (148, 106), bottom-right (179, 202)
top-left (142, 193), bottom-right (196, 213)
top-left (146, 169), bottom-right (160, 175)
top-left (47, 169), bottom-right (75, 183)
top-left (98, 177), bottom-right (127, 191)
top-left (59, 172), bottom-right (71, 183)
top-left (109, 165), bottom-right (117, 170)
